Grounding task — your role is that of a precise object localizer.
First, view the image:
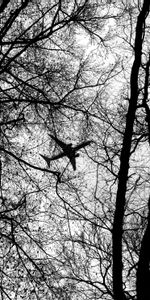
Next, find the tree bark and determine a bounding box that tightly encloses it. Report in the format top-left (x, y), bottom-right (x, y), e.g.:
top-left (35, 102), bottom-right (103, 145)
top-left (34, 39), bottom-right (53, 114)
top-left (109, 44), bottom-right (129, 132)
top-left (112, 2), bottom-right (150, 300)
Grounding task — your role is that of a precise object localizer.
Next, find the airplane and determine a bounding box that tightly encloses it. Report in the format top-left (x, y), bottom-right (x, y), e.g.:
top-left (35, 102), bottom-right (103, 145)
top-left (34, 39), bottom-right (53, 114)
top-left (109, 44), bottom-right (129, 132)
top-left (40, 134), bottom-right (92, 171)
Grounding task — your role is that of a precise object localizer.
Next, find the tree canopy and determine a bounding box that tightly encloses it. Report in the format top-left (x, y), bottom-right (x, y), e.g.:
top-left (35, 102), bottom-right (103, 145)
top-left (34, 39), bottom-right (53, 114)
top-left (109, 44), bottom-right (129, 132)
top-left (0, 1), bottom-right (150, 299)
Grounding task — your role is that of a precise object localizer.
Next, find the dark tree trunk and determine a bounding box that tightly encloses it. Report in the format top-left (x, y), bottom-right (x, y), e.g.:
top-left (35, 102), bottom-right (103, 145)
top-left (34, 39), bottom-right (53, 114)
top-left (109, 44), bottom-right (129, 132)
top-left (112, 2), bottom-right (150, 300)
top-left (0, 0), bottom-right (10, 13)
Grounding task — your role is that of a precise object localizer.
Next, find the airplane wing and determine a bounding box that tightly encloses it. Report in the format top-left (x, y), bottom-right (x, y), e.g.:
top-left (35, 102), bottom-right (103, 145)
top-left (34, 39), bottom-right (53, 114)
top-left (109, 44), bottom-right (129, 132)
top-left (49, 134), bottom-right (68, 151)
top-left (40, 154), bottom-right (51, 167)
top-left (50, 152), bottom-right (66, 161)
top-left (40, 152), bottom-right (80, 171)
top-left (40, 152), bottom-right (66, 167)
top-left (69, 156), bottom-right (76, 171)
top-left (73, 141), bottom-right (92, 152)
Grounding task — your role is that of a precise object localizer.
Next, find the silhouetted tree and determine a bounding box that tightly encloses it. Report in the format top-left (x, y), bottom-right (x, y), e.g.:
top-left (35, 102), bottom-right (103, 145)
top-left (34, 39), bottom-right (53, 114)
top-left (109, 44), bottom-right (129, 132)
top-left (1, 1), bottom-right (150, 300)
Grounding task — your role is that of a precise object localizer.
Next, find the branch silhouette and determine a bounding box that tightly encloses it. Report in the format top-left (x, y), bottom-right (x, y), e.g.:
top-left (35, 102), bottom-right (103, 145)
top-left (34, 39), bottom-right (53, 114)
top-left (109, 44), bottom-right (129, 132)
top-left (0, 147), bottom-right (61, 181)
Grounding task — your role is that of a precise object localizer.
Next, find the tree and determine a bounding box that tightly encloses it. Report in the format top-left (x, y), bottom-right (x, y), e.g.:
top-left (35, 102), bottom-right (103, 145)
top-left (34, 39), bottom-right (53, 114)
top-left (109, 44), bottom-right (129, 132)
top-left (112, 1), bottom-right (150, 300)
top-left (0, 1), bottom-right (110, 299)
top-left (1, 1), bottom-right (150, 300)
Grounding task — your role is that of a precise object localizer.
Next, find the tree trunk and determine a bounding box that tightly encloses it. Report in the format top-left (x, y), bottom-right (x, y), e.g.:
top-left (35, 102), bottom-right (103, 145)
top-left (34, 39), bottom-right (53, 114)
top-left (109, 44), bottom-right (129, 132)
top-left (112, 2), bottom-right (150, 300)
